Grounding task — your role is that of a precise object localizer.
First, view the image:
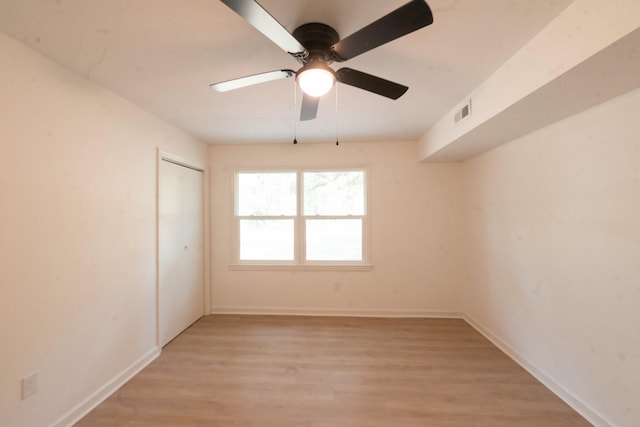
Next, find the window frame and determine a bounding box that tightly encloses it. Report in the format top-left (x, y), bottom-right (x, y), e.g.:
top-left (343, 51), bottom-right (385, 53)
top-left (231, 167), bottom-right (372, 271)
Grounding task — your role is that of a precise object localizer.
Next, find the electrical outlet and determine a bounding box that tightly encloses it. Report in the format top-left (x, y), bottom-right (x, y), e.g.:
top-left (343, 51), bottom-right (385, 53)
top-left (22, 372), bottom-right (38, 400)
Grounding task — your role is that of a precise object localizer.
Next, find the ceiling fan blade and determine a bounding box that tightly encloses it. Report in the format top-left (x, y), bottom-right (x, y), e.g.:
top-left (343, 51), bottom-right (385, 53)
top-left (331, 0), bottom-right (433, 62)
top-left (336, 68), bottom-right (408, 100)
top-left (300, 93), bottom-right (320, 121)
top-left (220, 0), bottom-right (307, 57)
top-left (210, 69), bottom-right (295, 92)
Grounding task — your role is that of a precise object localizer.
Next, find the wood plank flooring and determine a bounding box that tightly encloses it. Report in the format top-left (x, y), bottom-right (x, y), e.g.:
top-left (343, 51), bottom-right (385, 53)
top-left (76, 315), bottom-right (591, 426)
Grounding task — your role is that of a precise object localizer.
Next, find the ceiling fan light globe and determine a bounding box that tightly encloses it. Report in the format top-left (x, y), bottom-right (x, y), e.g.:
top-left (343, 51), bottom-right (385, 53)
top-left (298, 68), bottom-right (335, 97)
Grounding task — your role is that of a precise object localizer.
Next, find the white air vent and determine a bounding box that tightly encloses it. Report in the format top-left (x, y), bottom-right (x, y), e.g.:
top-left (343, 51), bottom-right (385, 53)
top-left (454, 100), bottom-right (472, 124)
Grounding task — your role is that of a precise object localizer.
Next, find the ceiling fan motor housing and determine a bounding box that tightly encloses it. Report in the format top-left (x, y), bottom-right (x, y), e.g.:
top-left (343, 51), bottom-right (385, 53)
top-left (292, 22), bottom-right (340, 65)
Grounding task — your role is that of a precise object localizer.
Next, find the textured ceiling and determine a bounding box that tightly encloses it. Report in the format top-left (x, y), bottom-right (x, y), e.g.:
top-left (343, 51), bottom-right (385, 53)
top-left (0, 0), bottom-right (574, 144)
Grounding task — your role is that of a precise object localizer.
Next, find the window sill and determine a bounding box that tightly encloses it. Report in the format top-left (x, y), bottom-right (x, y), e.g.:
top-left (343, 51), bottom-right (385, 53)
top-left (229, 264), bottom-right (373, 272)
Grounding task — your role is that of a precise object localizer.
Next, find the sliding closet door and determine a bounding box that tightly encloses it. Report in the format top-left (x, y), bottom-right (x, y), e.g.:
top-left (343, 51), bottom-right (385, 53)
top-left (158, 158), bottom-right (204, 347)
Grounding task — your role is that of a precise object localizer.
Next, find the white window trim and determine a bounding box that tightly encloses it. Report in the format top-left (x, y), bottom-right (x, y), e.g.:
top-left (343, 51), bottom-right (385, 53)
top-left (230, 167), bottom-right (372, 271)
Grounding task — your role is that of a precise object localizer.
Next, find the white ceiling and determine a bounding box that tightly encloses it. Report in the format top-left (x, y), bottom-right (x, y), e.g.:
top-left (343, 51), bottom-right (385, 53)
top-left (0, 0), bottom-right (574, 144)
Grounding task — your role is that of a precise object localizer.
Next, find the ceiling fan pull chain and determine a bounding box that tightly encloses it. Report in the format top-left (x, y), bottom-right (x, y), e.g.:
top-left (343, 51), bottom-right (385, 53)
top-left (293, 81), bottom-right (298, 144)
top-left (335, 84), bottom-right (340, 146)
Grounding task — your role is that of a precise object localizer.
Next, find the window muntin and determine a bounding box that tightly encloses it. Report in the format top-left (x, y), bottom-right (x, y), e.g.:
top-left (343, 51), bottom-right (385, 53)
top-left (235, 169), bottom-right (368, 266)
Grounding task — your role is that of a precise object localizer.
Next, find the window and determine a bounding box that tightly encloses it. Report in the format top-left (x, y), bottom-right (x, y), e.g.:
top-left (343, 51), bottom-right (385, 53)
top-left (234, 168), bottom-right (369, 269)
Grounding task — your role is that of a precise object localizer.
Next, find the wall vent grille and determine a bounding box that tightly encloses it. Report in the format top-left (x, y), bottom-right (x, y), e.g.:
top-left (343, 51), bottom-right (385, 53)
top-left (454, 100), bottom-right (472, 124)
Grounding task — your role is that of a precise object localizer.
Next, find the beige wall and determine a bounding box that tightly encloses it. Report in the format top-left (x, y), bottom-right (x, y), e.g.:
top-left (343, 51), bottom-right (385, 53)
top-left (461, 89), bottom-right (640, 427)
top-left (209, 141), bottom-right (463, 316)
top-left (0, 34), bottom-right (207, 426)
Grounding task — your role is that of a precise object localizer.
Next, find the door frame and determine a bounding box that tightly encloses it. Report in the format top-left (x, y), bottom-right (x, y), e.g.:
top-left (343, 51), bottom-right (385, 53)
top-left (156, 149), bottom-right (210, 348)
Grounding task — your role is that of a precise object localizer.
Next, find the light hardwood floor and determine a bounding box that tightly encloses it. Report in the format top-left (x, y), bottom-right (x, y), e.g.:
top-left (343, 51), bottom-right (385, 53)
top-left (76, 315), bottom-right (591, 426)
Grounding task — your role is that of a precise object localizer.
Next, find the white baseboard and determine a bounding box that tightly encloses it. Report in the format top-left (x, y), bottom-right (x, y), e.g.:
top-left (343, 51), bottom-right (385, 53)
top-left (462, 313), bottom-right (613, 427)
top-left (210, 306), bottom-right (463, 319)
top-left (51, 347), bottom-right (161, 427)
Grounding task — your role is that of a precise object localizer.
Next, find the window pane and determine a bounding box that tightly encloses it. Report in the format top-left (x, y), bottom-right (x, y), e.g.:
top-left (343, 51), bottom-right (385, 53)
top-left (303, 171), bottom-right (364, 215)
top-left (306, 219), bottom-right (362, 261)
top-left (238, 172), bottom-right (296, 216)
top-left (240, 219), bottom-right (294, 260)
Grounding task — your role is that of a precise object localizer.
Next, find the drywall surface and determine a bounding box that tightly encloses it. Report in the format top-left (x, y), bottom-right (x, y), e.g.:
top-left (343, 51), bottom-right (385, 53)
top-left (461, 89), bottom-right (640, 426)
top-left (0, 33), bottom-right (207, 426)
top-left (209, 141), bottom-right (464, 316)
top-left (419, 0), bottom-right (640, 161)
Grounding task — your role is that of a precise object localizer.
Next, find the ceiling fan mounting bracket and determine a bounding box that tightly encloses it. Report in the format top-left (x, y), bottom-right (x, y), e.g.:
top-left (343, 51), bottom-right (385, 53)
top-left (292, 22), bottom-right (340, 65)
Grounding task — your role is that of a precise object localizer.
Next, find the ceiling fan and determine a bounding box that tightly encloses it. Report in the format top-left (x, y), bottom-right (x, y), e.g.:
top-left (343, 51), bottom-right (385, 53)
top-left (211, 0), bottom-right (434, 121)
